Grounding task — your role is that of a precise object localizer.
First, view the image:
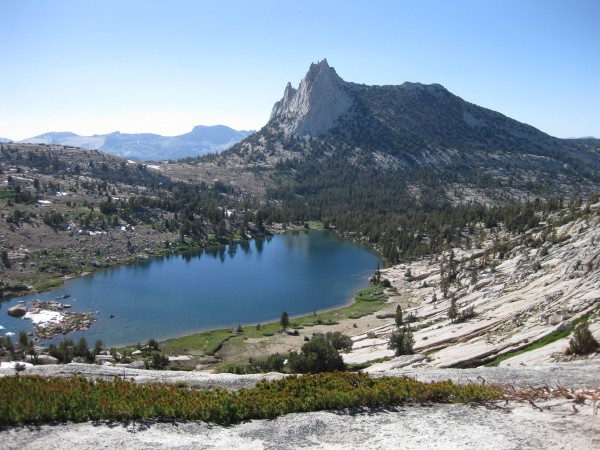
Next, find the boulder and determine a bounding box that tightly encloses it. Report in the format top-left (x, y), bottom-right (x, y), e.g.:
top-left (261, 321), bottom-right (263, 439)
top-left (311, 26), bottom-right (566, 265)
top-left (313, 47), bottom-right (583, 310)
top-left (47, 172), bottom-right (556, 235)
top-left (37, 355), bottom-right (60, 365)
top-left (548, 314), bottom-right (563, 326)
top-left (168, 355), bottom-right (192, 362)
top-left (26, 354), bottom-right (59, 365)
top-left (7, 304), bottom-right (27, 317)
top-left (128, 360), bottom-right (146, 369)
top-left (555, 320), bottom-right (573, 332)
top-left (95, 354), bottom-right (115, 363)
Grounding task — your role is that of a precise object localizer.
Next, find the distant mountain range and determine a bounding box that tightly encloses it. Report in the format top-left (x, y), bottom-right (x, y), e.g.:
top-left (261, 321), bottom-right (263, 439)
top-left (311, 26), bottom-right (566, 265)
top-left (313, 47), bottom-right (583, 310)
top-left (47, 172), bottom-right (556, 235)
top-left (11, 125), bottom-right (254, 161)
top-left (221, 59), bottom-right (600, 203)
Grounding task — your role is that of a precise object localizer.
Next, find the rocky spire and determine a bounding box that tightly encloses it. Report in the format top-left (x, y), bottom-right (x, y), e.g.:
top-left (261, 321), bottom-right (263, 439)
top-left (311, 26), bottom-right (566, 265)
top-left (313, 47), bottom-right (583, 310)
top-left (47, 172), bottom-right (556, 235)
top-left (269, 59), bottom-right (353, 136)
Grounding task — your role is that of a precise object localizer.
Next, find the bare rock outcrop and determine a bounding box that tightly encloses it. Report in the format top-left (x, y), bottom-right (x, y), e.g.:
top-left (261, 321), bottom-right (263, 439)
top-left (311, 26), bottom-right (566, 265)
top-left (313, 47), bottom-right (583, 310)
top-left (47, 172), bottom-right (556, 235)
top-left (345, 210), bottom-right (600, 369)
top-left (270, 59), bottom-right (353, 136)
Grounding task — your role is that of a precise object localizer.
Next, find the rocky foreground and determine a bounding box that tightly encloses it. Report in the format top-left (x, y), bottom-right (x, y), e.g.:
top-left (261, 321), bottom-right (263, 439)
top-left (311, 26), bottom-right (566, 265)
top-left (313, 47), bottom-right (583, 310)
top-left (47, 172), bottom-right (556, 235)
top-left (1, 361), bottom-right (599, 449)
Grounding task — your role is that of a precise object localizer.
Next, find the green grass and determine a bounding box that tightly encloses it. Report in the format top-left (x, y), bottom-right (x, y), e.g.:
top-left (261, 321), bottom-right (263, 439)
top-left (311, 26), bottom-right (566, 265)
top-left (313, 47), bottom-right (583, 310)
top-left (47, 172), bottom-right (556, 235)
top-left (34, 278), bottom-right (64, 292)
top-left (0, 372), bottom-right (503, 426)
top-left (0, 188), bottom-right (16, 201)
top-left (287, 221), bottom-right (324, 231)
top-left (354, 285), bottom-right (387, 302)
top-left (161, 329), bottom-right (237, 356)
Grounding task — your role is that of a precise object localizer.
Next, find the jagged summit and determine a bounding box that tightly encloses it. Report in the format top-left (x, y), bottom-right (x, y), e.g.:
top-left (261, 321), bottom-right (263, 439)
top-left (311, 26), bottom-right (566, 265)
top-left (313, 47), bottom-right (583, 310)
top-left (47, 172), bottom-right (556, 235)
top-left (270, 59), bottom-right (352, 136)
top-left (222, 60), bottom-right (600, 202)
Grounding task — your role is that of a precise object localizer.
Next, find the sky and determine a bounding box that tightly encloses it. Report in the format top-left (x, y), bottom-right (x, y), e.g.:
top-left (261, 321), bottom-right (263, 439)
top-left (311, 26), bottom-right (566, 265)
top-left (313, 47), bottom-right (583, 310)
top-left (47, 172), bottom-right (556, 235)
top-left (1, 0), bottom-right (599, 140)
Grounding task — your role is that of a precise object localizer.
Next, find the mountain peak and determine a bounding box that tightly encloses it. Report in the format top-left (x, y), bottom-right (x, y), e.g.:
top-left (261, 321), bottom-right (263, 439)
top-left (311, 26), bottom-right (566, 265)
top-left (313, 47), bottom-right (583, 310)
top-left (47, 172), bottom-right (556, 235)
top-left (306, 58), bottom-right (330, 76)
top-left (269, 59), bottom-right (352, 136)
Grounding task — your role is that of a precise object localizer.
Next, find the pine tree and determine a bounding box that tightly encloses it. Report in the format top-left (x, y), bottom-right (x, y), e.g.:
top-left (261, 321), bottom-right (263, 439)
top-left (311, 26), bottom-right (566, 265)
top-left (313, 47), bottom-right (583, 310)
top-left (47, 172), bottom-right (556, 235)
top-left (280, 311), bottom-right (289, 331)
top-left (395, 305), bottom-right (403, 328)
top-left (93, 340), bottom-right (104, 356)
top-left (448, 297), bottom-right (458, 322)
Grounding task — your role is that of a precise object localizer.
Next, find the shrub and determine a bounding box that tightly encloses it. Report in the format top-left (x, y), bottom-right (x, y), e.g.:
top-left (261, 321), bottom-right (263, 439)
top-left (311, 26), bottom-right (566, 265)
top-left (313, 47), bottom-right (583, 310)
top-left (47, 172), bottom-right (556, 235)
top-left (455, 306), bottom-right (477, 323)
top-left (288, 334), bottom-right (345, 373)
top-left (389, 326), bottom-right (415, 356)
top-left (151, 353), bottom-right (169, 369)
top-left (568, 320), bottom-right (600, 355)
top-left (146, 338), bottom-right (159, 351)
top-left (404, 313), bottom-right (419, 323)
top-left (322, 331), bottom-right (352, 352)
top-left (225, 353), bottom-right (288, 374)
top-left (0, 372), bottom-right (503, 426)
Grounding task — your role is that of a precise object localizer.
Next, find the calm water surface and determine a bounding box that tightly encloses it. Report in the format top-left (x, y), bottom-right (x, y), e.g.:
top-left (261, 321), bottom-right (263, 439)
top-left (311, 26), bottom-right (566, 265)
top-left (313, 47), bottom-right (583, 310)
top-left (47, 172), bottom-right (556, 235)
top-left (1, 231), bottom-right (379, 346)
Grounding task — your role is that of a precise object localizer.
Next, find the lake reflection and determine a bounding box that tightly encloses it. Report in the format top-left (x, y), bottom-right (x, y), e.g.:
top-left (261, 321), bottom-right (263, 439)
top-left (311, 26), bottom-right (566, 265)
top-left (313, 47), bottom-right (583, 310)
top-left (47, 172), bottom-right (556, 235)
top-left (1, 231), bottom-right (379, 346)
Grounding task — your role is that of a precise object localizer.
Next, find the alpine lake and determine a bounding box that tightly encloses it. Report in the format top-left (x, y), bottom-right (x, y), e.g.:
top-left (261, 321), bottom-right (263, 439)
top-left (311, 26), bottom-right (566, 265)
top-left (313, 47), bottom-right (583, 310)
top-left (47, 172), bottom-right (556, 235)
top-left (1, 230), bottom-right (380, 347)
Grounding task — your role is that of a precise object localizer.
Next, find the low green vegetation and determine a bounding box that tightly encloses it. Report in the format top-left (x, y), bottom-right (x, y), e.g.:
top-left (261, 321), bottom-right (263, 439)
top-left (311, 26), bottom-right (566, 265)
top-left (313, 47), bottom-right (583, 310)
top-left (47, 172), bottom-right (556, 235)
top-left (34, 278), bottom-right (64, 292)
top-left (354, 285), bottom-right (387, 302)
top-left (0, 372), bottom-right (503, 426)
top-left (345, 356), bottom-right (392, 371)
top-left (161, 329), bottom-right (237, 356)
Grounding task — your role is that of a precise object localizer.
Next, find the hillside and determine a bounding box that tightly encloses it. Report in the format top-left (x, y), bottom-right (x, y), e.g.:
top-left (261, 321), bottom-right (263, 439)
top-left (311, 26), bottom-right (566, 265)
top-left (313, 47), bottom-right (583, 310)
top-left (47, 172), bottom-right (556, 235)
top-left (0, 143), bottom-right (270, 294)
top-left (349, 202), bottom-right (600, 370)
top-left (18, 125), bottom-right (254, 161)
top-left (217, 60), bottom-right (600, 207)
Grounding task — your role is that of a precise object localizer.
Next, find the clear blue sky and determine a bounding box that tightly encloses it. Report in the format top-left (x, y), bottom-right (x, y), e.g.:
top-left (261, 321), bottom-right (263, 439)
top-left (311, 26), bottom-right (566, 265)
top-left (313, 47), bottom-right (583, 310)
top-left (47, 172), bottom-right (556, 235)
top-left (1, 0), bottom-right (599, 140)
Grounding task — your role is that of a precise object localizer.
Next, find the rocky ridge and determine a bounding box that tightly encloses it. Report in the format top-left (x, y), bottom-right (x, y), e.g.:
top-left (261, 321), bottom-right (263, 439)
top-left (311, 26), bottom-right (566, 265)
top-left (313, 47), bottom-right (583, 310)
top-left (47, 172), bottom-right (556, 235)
top-left (17, 125), bottom-right (254, 161)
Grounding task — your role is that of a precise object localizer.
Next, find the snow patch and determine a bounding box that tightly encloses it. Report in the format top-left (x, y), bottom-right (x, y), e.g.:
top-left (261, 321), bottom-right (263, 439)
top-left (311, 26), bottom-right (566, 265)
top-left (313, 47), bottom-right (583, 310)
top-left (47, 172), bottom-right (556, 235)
top-left (24, 310), bottom-right (63, 325)
top-left (0, 361), bottom-right (33, 369)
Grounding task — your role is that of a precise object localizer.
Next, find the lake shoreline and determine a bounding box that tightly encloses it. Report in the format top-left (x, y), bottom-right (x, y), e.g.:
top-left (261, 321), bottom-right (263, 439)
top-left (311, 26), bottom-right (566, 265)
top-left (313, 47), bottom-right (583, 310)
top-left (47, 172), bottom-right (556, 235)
top-left (158, 282), bottom-right (405, 369)
top-left (3, 227), bottom-right (383, 350)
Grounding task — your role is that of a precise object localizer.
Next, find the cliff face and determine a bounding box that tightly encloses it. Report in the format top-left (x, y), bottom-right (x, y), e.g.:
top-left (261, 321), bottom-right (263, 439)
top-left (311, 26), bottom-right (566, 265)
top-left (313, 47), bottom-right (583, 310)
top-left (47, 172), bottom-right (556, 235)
top-left (269, 59), bottom-right (353, 136)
